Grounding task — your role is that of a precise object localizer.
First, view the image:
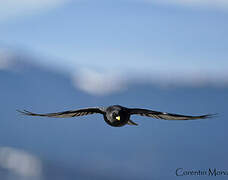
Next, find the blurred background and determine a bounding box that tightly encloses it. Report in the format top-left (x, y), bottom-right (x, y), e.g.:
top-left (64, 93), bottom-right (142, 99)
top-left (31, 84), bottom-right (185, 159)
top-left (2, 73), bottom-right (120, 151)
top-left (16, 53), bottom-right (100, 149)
top-left (0, 0), bottom-right (228, 179)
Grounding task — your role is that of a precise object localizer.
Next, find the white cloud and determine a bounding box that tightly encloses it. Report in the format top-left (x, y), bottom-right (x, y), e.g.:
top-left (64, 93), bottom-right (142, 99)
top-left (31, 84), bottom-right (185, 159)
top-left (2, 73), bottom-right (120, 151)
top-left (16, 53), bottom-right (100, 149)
top-left (0, 147), bottom-right (42, 177)
top-left (72, 68), bottom-right (127, 96)
top-left (139, 69), bottom-right (228, 88)
top-left (0, 49), bottom-right (14, 70)
top-left (0, 0), bottom-right (70, 22)
top-left (0, 0), bottom-right (227, 23)
top-left (72, 67), bottom-right (228, 95)
top-left (143, 0), bottom-right (228, 9)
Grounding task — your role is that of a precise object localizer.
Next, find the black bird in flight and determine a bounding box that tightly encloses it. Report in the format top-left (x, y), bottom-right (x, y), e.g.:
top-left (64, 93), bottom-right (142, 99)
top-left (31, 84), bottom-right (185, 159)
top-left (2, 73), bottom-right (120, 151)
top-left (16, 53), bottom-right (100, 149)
top-left (17, 105), bottom-right (213, 127)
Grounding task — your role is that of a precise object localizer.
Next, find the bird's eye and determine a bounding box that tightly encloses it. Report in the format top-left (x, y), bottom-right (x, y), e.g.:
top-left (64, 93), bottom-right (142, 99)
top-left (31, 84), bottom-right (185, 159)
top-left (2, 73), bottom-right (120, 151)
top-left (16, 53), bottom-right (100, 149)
top-left (112, 112), bottom-right (117, 118)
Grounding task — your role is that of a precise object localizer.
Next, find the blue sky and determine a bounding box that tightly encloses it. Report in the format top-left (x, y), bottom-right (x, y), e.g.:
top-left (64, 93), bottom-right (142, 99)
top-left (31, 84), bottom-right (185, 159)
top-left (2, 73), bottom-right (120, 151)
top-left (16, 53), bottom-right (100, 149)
top-left (0, 2), bottom-right (227, 179)
top-left (0, 0), bottom-right (228, 91)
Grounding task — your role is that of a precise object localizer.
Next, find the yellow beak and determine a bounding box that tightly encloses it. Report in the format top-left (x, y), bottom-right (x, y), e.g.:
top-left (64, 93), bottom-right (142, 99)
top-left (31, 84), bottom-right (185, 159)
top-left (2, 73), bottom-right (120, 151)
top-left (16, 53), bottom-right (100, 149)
top-left (116, 116), bottom-right (121, 121)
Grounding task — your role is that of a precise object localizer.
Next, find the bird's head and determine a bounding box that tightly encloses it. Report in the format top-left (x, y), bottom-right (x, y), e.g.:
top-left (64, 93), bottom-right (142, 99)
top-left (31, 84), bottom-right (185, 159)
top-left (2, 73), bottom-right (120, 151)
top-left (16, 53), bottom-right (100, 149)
top-left (103, 105), bottom-right (130, 127)
top-left (112, 111), bottom-right (121, 122)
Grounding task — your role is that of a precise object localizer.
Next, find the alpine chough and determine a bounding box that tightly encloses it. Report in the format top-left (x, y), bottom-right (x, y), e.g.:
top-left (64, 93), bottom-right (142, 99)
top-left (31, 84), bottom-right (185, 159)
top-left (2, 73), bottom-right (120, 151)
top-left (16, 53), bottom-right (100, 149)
top-left (17, 105), bottom-right (214, 127)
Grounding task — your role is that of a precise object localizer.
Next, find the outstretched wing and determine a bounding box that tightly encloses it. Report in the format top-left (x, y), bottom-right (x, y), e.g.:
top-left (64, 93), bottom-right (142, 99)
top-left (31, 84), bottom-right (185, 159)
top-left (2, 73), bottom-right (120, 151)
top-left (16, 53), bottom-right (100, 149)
top-left (128, 108), bottom-right (214, 120)
top-left (17, 107), bottom-right (105, 118)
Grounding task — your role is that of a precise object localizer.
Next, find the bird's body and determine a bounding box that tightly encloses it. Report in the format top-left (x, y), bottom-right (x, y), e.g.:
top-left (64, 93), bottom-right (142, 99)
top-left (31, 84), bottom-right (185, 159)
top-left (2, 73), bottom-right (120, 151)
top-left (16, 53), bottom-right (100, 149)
top-left (17, 105), bottom-right (213, 127)
top-left (103, 105), bottom-right (130, 127)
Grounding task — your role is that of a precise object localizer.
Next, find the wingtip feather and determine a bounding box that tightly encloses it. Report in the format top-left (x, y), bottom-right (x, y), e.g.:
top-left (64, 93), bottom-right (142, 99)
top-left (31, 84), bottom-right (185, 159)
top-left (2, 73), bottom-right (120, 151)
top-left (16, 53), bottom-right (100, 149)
top-left (204, 113), bottom-right (218, 119)
top-left (193, 113), bottom-right (217, 120)
top-left (16, 109), bottom-right (35, 116)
